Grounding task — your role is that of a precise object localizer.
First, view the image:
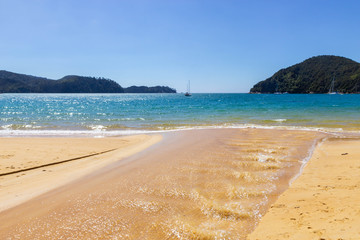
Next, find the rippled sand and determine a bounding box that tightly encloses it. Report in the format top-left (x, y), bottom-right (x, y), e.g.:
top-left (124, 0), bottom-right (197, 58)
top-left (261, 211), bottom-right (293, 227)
top-left (248, 138), bottom-right (360, 239)
top-left (0, 129), bottom-right (325, 239)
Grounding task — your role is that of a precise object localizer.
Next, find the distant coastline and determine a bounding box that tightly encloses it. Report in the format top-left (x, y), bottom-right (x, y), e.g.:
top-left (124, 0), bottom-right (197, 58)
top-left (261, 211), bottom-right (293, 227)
top-left (0, 70), bottom-right (176, 94)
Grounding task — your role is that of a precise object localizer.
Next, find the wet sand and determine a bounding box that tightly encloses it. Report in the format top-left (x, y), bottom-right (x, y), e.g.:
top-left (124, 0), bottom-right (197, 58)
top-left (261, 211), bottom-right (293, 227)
top-left (0, 135), bottom-right (162, 212)
top-left (247, 138), bottom-right (360, 240)
top-left (0, 128), bottom-right (323, 239)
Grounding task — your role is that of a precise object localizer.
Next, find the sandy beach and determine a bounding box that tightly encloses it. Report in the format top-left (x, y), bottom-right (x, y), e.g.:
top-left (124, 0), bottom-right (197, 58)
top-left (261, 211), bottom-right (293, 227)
top-left (1, 129), bottom-right (359, 239)
top-left (2, 129), bottom-right (359, 239)
top-left (248, 138), bottom-right (360, 240)
top-left (0, 135), bottom-right (162, 212)
top-left (0, 128), bottom-right (326, 239)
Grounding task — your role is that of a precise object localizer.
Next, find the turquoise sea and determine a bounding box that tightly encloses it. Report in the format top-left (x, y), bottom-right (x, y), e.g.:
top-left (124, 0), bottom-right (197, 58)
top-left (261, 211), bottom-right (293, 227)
top-left (1, 93), bottom-right (360, 136)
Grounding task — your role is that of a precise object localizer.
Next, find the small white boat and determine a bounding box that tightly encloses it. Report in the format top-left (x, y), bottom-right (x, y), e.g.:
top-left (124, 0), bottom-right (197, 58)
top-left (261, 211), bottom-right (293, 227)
top-left (328, 75), bottom-right (337, 94)
top-left (185, 80), bottom-right (191, 96)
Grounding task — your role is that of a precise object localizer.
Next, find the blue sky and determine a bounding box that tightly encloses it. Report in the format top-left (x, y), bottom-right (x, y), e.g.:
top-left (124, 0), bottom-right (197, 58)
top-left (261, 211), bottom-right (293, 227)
top-left (1, 0), bottom-right (360, 93)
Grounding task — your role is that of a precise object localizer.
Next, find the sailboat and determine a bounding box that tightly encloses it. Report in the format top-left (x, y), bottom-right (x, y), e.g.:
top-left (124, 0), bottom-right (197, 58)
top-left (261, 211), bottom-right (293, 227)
top-left (185, 80), bottom-right (191, 96)
top-left (274, 81), bottom-right (282, 94)
top-left (328, 75), bottom-right (337, 94)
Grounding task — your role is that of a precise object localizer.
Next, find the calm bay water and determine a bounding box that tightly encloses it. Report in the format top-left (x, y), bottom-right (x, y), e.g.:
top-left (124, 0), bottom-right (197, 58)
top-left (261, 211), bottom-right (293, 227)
top-left (1, 93), bottom-right (360, 136)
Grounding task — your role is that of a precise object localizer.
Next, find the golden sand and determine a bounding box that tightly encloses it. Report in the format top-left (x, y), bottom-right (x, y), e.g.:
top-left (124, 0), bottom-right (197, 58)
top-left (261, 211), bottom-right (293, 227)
top-left (0, 129), bottom-right (324, 239)
top-left (0, 135), bottom-right (162, 212)
top-left (247, 138), bottom-right (360, 240)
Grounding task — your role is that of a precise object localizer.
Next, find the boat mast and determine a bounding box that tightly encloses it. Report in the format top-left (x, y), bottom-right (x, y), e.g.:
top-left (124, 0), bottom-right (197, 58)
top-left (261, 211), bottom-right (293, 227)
top-left (185, 80), bottom-right (191, 96)
top-left (329, 75), bottom-right (335, 93)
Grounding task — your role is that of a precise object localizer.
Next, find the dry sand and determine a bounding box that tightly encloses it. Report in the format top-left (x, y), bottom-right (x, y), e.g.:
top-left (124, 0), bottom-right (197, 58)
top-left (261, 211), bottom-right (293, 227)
top-left (0, 135), bottom-right (162, 212)
top-left (247, 138), bottom-right (360, 240)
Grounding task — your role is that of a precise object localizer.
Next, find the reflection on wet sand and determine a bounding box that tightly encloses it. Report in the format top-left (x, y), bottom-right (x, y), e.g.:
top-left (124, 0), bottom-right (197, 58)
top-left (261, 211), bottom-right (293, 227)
top-left (0, 129), bottom-right (325, 239)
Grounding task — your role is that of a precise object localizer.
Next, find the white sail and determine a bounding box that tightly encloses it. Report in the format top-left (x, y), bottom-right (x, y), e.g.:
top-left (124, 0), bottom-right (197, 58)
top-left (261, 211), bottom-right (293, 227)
top-left (185, 80), bottom-right (191, 96)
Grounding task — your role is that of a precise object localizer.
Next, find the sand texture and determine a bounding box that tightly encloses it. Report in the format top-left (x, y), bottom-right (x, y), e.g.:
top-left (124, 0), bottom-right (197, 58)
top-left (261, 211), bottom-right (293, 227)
top-left (0, 135), bottom-right (161, 212)
top-left (0, 129), bottom-right (324, 239)
top-left (247, 138), bottom-right (360, 240)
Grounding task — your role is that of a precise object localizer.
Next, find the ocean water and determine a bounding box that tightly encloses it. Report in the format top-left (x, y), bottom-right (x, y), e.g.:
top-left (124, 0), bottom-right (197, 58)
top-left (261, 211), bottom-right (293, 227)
top-left (1, 93), bottom-right (360, 136)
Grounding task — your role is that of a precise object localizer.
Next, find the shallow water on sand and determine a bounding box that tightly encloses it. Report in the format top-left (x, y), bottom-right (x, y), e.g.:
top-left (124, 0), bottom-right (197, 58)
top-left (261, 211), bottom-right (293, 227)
top-left (0, 129), bottom-right (325, 239)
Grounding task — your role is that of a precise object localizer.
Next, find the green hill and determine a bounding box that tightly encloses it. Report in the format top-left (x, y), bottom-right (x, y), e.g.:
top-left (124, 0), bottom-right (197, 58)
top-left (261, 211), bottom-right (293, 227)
top-left (250, 55), bottom-right (360, 93)
top-left (0, 70), bottom-right (176, 93)
top-left (57, 76), bottom-right (124, 93)
top-left (124, 85), bottom-right (176, 93)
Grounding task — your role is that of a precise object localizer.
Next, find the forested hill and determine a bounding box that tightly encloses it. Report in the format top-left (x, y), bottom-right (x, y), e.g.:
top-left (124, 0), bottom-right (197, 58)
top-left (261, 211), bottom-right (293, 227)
top-left (250, 55), bottom-right (360, 93)
top-left (124, 85), bottom-right (177, 93)
top-left (0, 70), bottom-right (176, 93)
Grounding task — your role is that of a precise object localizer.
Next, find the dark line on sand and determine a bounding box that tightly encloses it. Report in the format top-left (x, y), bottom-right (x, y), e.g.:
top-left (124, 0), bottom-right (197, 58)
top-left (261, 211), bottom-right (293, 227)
top-left (0, 148), bottom-right (118, 177)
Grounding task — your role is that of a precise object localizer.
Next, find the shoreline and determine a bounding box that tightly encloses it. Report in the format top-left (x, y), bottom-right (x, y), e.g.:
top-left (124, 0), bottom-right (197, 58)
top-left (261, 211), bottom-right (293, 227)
top-left (247, 137), bottom-right (360, 239)
top-left (1, 123), bottom-right (359, 139)
top-left (288, 136), bottom-right (325, 186)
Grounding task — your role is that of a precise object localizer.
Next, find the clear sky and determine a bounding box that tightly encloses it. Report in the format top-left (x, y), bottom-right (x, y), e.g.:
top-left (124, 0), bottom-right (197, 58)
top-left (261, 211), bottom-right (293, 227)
top-left (1, 0), bottom-right (360, 93)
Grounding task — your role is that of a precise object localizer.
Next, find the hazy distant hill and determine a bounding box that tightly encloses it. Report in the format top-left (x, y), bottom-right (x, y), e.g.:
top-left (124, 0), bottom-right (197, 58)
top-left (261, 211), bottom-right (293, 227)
top-left (250, 55), bottom-right (360, 93)
top-left (124, 85), bottom-right (176, 93)
top-left (0, 70), bottom-right (176, 93)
